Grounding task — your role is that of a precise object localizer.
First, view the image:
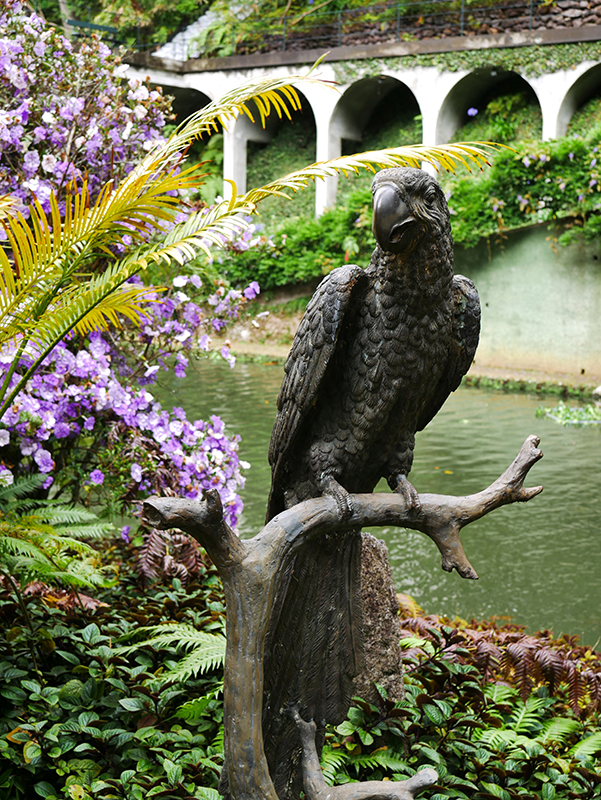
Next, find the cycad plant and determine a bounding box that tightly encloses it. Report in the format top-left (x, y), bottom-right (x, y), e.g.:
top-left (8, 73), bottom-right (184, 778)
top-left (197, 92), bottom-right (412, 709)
top-left (0, 68), bottom-right (499, 421)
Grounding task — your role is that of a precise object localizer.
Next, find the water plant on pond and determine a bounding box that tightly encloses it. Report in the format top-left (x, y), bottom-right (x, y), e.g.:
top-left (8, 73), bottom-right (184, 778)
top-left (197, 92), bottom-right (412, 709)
top-left (535, 400), bottom-right (601, 426)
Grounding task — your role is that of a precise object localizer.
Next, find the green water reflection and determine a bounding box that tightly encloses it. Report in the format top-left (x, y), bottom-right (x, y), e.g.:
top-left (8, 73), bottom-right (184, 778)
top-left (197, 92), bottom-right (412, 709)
top-left (160, 358), bottom-right (601, 646)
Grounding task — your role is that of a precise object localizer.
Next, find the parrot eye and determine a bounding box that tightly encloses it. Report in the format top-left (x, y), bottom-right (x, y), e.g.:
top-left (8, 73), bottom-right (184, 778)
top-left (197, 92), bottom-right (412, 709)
top-left (424, 186), bottom-right (437, 203)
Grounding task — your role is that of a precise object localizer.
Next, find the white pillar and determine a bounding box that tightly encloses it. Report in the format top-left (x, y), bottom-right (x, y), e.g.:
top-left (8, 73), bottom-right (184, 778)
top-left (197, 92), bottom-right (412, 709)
top-left (529, 74), bottom-right (567, 141)
top-left (221, 112), bottom-right (272, 198)
top-left (530, 64), bottom-right (598, 141)
top-left (301, 82), bottom-right (343, 216)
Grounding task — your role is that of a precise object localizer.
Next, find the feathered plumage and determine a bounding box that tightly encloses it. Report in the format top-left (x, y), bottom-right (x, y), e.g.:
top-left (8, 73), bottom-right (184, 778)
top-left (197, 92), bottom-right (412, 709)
top-left (260, 167), bottom-right (480, 799)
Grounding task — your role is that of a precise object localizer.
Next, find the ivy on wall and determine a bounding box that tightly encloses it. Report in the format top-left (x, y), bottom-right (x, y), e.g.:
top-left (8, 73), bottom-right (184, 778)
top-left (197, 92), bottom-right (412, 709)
top-left (333, 40), bottom-right (601, 83)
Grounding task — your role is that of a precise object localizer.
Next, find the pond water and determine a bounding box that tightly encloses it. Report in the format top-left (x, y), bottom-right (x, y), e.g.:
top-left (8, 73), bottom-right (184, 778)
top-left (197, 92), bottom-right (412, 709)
top-left (160, 358), bottom-right (601, 647)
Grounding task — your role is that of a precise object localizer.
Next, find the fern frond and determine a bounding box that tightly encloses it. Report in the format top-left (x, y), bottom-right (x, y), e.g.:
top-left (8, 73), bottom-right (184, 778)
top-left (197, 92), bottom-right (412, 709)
top-left (176, 685), bottom-right (223, 721)
top-left (538, 717), bottom-right (581, 744)
top-left (31, 506), bottom-right (91, 524)
top-left (54, 523), bottom-right (114, 540)
top-left (120, 623), bottom-right (224, 651)
top-left (509, 696), bottom-right (547, 735)
top-left (116, 624), bottom-right (226, 677)
top-left (0, 535), bottom-right (54, 565)
top-left (566, 662), bottom-right (584, 715)
top-left (320, 747), bottom-right (350, 785)
top-left (349, 750), bottom-right (408, 772)
top-left (212, 724), bottom-right (224, 753)
top-left (483, 683), bottom-right (518, 705)
top-left (34, 567), bottom-right (106, 589)
top-left (570, 731), bottom-right (601, 758)
top-left (478, 729), bottom-right (519, 750)
top-left (0, 474), bottom-right (45, 505)
top-left (157, 643), bottom-right (226, 684)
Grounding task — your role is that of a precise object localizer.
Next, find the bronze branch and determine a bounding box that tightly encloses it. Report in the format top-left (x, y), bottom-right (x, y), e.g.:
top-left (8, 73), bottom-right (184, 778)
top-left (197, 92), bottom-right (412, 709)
top-left (143, 435), bottom-right (542, 800)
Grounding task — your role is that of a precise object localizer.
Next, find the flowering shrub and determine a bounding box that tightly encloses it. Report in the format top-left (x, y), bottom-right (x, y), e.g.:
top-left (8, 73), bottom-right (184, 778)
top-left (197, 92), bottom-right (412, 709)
top-left (0, 0), bottom-right (171, 223)
top-left (442, 131), bottom-right (601, 248)
top-left (0, 275), bottom-right (260, 529)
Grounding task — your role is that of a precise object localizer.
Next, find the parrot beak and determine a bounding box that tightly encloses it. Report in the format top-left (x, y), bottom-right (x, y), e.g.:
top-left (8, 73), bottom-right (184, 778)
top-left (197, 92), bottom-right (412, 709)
top-left (372, 183), bottom-right (424, 254)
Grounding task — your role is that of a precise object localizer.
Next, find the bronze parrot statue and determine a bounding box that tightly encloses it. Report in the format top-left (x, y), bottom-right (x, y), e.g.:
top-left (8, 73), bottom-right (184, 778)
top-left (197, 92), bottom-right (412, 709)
top-left (226, 166), bottom-right (481, 799)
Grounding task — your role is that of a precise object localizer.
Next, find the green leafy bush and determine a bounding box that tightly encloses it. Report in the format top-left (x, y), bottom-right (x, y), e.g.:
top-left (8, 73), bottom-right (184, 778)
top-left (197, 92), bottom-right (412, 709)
top-left (442, 131), bottom-right (601, 248)
top-left (219, 188), bottom-right (374, 290)
top-left (3, 539), bottom-right (601, 799)
top-left (0, 540), bottom-right (226, 799)
top-left (321, 615), bottom-right (601, 797)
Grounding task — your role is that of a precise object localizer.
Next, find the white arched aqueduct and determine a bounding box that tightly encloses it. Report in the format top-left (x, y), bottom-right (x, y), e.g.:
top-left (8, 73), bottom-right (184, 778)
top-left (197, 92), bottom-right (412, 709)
top-left (128, 58), bottom-right (601, 216)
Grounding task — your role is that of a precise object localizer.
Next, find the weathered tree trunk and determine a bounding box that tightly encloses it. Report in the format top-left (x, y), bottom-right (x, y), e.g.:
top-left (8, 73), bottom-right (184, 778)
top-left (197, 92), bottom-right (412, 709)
top-left (354, 533), bottom-right (405, 705)
top-left (143, 435), bottom-right (543, 800)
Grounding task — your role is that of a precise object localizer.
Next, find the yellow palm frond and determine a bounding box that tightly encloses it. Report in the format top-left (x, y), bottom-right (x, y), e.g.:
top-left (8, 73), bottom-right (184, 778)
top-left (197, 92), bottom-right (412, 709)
top-left (242, 142), bottom-right (503, 206)
top-left (36, 283), bottom-right (155, 342)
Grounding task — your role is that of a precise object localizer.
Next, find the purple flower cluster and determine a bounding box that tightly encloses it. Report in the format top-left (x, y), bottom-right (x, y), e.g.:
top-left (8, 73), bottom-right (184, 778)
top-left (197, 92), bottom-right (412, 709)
top-left (0, 275), bottom-right (260, 528)
top-left (118, 274), bottom-right (257, 378)
top-left (512, 140), bottom-right (601, 224)
top-left (0, 1), bottom-right (171, 227)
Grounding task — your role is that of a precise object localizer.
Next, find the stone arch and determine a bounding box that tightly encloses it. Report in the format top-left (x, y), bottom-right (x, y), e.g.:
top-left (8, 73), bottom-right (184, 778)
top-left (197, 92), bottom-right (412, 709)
top-left (223, 88), bottom-right (316, 196)
top-left (558, 63), bottom-right (601, 137)
top-left (164, 86), bottom-right (212, 123)
top-left (332, 75), bottom-right (421, 151)
top-left (321, 75), bottom-right (421, 211)
top-left (436, 68), bottom-right (541, 143)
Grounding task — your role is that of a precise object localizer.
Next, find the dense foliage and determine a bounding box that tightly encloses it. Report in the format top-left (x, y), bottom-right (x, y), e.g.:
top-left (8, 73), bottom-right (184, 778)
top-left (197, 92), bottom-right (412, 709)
top-left (334, 41), bottom-right (601, 85)
top-left (218, 188), bottom-right (373, 291)
top-left (0, 543), bottom-right (227, 799)
top-left (441, 93), bottom-right (601, 248)
top-left (2, 553), bottom-right (601, 799)
top-left (322, 611), bottom-right (601, 799)
top-left (38, 0), bottom-right (208, 51)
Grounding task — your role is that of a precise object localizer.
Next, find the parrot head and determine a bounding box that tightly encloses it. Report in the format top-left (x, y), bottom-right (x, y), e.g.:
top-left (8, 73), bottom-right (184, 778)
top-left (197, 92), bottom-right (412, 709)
top-left (371, 167), bottom-right (449, 256)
